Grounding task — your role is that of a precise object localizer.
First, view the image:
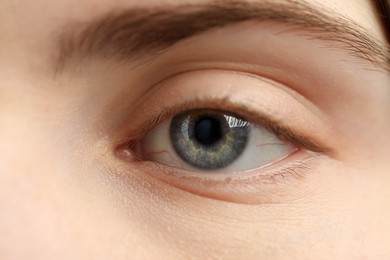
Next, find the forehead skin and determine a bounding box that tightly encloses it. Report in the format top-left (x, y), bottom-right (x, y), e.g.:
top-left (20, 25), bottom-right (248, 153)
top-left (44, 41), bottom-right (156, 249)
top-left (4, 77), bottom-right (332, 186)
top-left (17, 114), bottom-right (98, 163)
top-left (0, 0), bottom-right (389, 259)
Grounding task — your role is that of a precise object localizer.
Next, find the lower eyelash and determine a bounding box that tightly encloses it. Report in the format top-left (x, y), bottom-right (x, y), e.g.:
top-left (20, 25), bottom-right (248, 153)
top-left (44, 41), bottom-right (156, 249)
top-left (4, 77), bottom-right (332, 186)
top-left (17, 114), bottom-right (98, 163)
top-left (129, 151), bottom-right (317, 186)
top-left (115, 144), bottom-right (320, 204)
top-left (252, 157), bottom-right (315, 185)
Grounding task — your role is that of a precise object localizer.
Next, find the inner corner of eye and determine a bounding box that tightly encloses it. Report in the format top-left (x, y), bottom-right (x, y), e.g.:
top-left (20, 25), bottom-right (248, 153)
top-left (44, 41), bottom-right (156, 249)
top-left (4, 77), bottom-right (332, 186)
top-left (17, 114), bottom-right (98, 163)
top-left (115, 140), bottom-right (140, 162)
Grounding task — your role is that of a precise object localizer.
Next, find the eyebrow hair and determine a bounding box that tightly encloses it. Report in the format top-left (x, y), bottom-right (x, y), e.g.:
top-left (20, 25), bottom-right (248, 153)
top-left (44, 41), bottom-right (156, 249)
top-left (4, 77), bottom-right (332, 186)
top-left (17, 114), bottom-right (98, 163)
top-left (374, 0), bottom-right (390, 42)
top-left (56, 0), bottom-right (390, 72)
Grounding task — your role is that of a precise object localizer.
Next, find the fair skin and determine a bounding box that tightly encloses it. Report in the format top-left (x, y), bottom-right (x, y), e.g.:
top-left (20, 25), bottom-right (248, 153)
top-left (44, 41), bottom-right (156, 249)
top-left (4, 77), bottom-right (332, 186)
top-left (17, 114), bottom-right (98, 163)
top-left (0, 0), bottom-right (389, 259)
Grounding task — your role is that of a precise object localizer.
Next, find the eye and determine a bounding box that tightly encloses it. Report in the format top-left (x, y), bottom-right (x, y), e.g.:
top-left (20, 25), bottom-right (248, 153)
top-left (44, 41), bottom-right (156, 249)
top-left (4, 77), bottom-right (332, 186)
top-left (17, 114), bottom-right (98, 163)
top-left (114, 69), bottom-right (331, 204)
top-left (135, 109), bottom-right (297, 173)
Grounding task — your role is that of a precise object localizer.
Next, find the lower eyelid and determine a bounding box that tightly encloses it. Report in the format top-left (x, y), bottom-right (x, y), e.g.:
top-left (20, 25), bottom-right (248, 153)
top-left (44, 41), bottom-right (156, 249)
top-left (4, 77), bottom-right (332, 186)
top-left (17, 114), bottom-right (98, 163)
top-left (117, 147), bottom-right (319, 204)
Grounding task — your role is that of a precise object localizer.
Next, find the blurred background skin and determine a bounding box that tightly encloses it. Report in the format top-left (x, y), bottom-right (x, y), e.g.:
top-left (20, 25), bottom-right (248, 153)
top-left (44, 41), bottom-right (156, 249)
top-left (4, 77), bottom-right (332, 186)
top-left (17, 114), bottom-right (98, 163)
top-left (0, 0), bottom-right (389, 259)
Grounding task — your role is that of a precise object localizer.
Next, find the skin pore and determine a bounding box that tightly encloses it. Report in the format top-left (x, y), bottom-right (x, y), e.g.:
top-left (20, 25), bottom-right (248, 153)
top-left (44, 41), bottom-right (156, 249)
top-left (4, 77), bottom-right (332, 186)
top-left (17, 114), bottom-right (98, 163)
top-left (0, 0), bottom-right (389, 259)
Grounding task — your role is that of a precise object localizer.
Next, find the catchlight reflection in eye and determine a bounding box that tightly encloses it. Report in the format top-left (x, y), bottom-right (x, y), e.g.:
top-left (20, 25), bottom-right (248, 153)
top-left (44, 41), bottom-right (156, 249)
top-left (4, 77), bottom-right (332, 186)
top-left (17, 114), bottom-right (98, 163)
top-left (136, 109), bottom-right (297, 173)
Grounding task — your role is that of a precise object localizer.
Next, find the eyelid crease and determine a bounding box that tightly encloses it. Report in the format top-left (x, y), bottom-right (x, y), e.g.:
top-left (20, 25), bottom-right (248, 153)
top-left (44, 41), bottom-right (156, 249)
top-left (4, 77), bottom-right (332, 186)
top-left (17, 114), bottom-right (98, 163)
top-left (121, 97), bottom-right (333, 157)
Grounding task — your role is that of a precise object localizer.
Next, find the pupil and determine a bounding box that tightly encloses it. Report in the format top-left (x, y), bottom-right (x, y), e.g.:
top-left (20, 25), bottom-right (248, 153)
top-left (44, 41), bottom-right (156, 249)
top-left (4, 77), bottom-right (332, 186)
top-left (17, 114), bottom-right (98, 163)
top-left (194, 116), bottom-right (223, 146)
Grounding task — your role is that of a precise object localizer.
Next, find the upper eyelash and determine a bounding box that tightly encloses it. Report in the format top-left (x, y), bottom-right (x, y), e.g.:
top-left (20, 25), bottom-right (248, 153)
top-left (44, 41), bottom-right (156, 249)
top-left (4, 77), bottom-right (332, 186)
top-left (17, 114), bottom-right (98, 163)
top-left (122, 96), bottom-right (332, 155)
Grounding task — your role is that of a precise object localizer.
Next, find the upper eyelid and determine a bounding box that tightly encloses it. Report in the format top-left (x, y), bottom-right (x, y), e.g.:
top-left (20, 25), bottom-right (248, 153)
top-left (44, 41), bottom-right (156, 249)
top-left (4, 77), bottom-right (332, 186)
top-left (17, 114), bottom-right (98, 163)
top-left (109, 65), bottom-right (341, 165)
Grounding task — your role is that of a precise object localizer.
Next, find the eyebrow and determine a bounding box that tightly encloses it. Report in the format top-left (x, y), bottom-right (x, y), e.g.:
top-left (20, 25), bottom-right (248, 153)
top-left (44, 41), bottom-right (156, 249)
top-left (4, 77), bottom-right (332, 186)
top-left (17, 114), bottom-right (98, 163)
top-left (55, 0), bottom-right (390, 72)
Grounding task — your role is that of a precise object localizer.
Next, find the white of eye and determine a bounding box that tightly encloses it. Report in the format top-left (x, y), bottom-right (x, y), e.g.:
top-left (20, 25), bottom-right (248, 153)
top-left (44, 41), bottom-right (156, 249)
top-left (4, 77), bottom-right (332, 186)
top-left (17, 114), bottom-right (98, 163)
top-left (137, 115), bottom-right (297, 173)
